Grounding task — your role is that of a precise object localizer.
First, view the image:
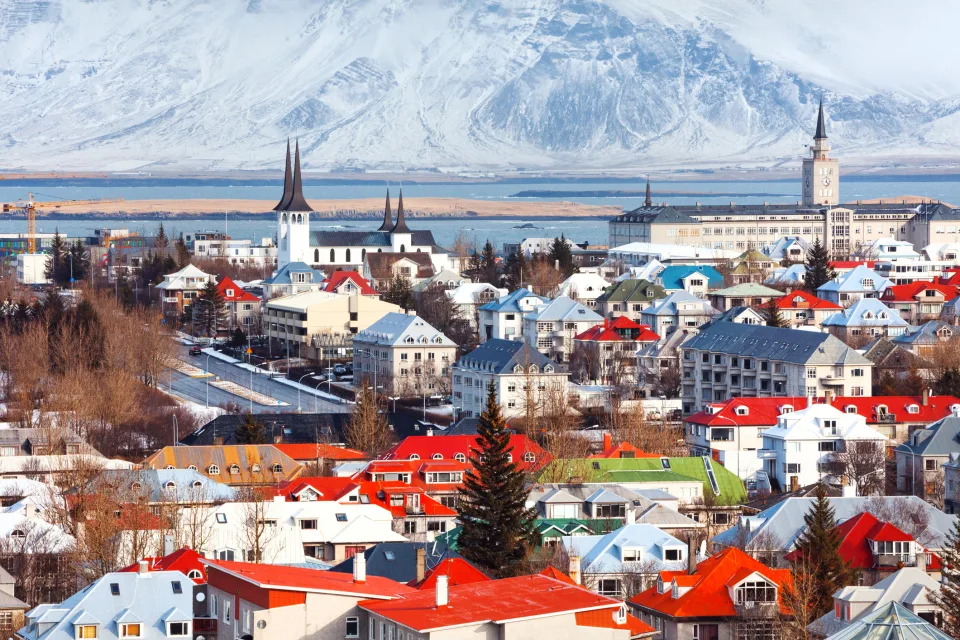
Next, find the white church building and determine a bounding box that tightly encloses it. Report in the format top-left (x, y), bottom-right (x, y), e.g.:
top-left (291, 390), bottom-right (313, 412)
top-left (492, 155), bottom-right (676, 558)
top-left (273, 141), bottom-right (450, 273)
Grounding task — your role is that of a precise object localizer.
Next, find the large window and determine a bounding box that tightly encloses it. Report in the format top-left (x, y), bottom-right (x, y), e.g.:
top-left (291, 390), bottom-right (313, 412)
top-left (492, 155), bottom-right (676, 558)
top-left (596, 503), bottom-right (626, 518)
top-left (168, 622), bottom-right (190, 637)
top-left (597, 578), bottom-right (622, 597)
top-left (77, 626), bottom-right (98, 639)
top-left (710, 428), bottom-right (733, 442)
top-left (346, 617), bottom-right (360, 638)
top-left (736, 580), bottom-right (777, 604)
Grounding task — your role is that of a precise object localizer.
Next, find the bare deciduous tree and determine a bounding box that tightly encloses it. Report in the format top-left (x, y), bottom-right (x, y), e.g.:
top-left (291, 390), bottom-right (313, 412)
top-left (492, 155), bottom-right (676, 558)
top-left (833, 440), bottom-right (886, 496)
top-left (346, 385), bottom-right (393, 457)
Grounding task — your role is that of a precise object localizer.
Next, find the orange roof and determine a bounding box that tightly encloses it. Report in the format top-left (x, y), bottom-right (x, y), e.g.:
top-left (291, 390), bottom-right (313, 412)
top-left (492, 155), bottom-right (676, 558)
top-left (539, 565), bottom-right (578, 585)
top-left (272, 443), bottom-right (368, 462)
top-left (215, 276), bottom-right (260, 302)
top-left (382, 434), bottom-right (550, 473)
top-left (415, 558), bottom-right (490, 589)
top-left (629, 548), bottom-right (792, 619)
top-left (881, 281), bottom-right (959, 302)
top-left (119, 548), bottom-right (207, 583)
top-left (204, 559), bottom-right (415, 598)
top-left (589, 441), bottom-right (661, 459)
top-left (775, 290), bottom-right (842, 310)
top-left (359, 574), bottom-right (625, 632)
top-left (575, 609), bottom-right (656, 638)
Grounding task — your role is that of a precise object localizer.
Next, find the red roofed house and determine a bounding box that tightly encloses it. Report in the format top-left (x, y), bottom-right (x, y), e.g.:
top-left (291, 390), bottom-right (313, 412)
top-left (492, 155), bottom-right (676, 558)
top-left (830, 260), bottom-right (876, 275)
top-left (382, 434), bottom-right (550, 474)
top-left (361, 573), bottom-right (656, 639)
top-left (880, 281), bottom-right (960, 323)
top-left (629, 547), bottom-right (791, 640)
top-left (573, 318), bottom-right (659, 385)
top-left (413, 558), bottom-right (490, 589)
top-left (357, 459), bottom-right (470, 511)
top-left (215, 275), bottom-right (261, 331)
top-left (775, 290), bottom-right (843, 329)
top-left (322, 270), bottom-right (379, 296)
top-left (271, 443), bottom-right (369, 467)
top-left (119, 547), bottom-right (207, 583)
top-left (591, 432), bottom-right (661, 459)
top-left (784, 511), bottom-right (942, 586)
top-left (202, 556), bottom-right (415, 640)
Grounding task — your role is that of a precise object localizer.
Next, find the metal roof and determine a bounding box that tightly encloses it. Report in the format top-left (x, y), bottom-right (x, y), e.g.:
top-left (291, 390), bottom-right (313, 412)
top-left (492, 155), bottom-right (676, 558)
top-left (681, 322), bottom-right (872, 366)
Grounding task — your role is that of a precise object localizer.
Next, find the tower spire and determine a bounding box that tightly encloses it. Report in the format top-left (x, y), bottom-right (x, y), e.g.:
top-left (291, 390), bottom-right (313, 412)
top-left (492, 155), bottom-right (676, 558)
top-left (644, 178), bottom-right (652, 207)
top-left (378, 188), bottom-right (393, 231)
top-left (273, 139), bottom-right (293, 211)
top-left (814, 98), bottom-right (827, 140)
top-left (284, 139), bottom-right (313, 212)
top-left (391, 188), bottom-right (411, 234)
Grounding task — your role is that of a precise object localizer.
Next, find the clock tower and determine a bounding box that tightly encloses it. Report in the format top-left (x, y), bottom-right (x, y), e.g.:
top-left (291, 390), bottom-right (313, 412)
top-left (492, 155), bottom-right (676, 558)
top-left (802, 100), bottom-right (839, 207)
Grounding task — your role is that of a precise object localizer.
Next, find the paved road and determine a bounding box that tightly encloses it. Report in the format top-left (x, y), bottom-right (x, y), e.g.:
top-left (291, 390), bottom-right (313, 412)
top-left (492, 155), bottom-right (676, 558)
top-left (167, 344), bottom-right (350, 414)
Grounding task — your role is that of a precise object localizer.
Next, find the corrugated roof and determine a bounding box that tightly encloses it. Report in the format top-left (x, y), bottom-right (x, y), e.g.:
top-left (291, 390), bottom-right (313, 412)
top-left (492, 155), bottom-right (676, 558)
top-left (682, 322), bottom-right (872, 366)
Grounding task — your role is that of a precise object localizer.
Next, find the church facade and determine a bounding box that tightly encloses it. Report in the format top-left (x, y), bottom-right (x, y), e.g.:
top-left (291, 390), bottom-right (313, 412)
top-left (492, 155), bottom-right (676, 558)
top-left (273, 142), bottom-right (449, 273)
top-left (608, 103), bottom-right (960, 256)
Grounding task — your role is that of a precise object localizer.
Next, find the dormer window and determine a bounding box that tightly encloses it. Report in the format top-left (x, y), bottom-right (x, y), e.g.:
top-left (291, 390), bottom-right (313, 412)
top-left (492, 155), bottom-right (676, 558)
top-left (863, 311), bottom-right (874, 319)
top-left (657, 577), bottom-right (667, 594)
top-left (228, 464), bottom-right (241, 475)
top-left (877, 405), bottom-right (888, 415)
top-left (780, 404), bottom-right (794, 414)
top-left (251, 464), bottom-right (262, 473)
top-left (735, 406), bottom-right (749, 416)
top-left (130, 482), bottom-right (142, 492)
top-left (187, 465), bottom-right (198, 471)
top-left (845, 405), bottom-right (857, 414)
top-left (226, 289), bottom-right (234, 297)
top-left (907, 404), bottom-right (920, 414)
top-left (409, 454), bottom-right (420, 460)
top-left (735, 579), bottom-right (777, 604)
top-left (77, 624), bottom-right (100, 638)
top-left (823, 420), bottom-right (838, 435)
top-left (405, 337), bottom-right (415, 344)
top-left (272, 464), bottom-right (283, 473)
top-left (614, 605), bottom-right (627, 625)
top-left (863, 279), bottom-right (875, 289)
top-left (164, 481), bottom-right (177, 491)
top-left (207, 465), bottom-right (220, 475)
top-left (454, 453), bottom-right (466, 462)
top-left (432, 453), bottom-right (443, 460)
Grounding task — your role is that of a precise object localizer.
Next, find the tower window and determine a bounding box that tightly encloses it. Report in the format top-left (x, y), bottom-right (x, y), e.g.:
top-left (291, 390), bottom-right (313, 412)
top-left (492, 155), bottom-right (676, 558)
top-left (346, 248), bottom-right (352, 262)
top-left (314, 249), bottom-right (319, 263)
top-left (330, 248), bottom-right (335, 262)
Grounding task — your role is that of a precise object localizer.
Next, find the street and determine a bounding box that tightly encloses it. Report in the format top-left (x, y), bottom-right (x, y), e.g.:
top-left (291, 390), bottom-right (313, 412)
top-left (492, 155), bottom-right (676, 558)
top-left (167, 344), bottom-right (350, 414)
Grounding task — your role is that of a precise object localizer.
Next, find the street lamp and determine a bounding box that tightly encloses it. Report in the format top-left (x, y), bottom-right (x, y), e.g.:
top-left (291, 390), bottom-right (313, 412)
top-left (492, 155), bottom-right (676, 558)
top-left (172, 414), bottom-right (178, 447)
top-left (297, 372), bottom-right (314, 412)
top-left (205, 352), bottom-right (213, 408)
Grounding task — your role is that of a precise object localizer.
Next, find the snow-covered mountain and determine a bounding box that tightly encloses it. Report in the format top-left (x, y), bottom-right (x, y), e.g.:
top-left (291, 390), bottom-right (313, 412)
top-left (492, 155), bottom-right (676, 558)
top-left (1, 0), bottom-right (959, 172)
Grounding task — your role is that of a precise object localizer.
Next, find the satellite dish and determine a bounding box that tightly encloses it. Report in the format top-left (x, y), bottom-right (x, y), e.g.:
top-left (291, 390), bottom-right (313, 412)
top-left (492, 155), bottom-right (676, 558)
top-left (195, 592), bottom-right (206, 602)
top-left (256, 620), bottom-right (267, 630)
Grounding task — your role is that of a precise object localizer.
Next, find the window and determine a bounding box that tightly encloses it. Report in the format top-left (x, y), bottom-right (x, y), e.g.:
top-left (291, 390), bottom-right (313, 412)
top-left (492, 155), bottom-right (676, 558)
top-left (215, 513), bottom-right (227, 524)
top-left (273, 463), bottom-right (283, 473)
top-left (110, 583), bottom-right (120, 595)
top-left (454, 453), bottom-right (466, 463)
top-left (208, 465), bottom-right (220, 475)
top-left (251, 464), bottom-right (261, 473)
top-left (926, 459), bottom-right (937, 471)
top-left (187, 569), bottom-right (202, 580)
top-left (300, 519), bottom-right (318, 529)
top-left (120, 623), bottom-right (141, 638)
top-left (665, 549), bottom-right (681, 561)
top-left (824, 420), bottom-right (838, 435)
top-left (171, 580), bottom-right (182, 594)
top-left (168, 622), bottom-right (189, 637)
top-left (76, 626), bottom-right (98, 638)
top-left (223, 601), bottom-right (231, 624)
top-left (229, 464), bottom-right (240, 475)
top-left (346, 617), bottom-right (360, 638)
top-left (736, 579), bottom-right (777, 604)
top-left (712, 512), bottom-right (729, 525)
top-left (523, 452), bottom-right (536, 463)
top-left (336, 513), bottom-right (348, 522)
top-left (597, 578), bottom-right (621, 597)
top-left (785, 463), bottom-right (801, 474)
top-left (819, 441), bottom-right (837, 452)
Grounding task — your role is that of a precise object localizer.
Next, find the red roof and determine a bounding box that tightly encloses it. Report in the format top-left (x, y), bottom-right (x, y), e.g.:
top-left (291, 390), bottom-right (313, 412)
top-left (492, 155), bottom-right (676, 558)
top-left (775, 290), bottom-right (842, 310)
top-left (609, 316), bottom-right (642, 330)
top-left (204, 559), bottom-right (416, 598)
top-left (830, 260), bottom-right (876, 270)
top-left (881, 282), bottom-right (960, 302)
top-left (266, 476), bottom-right (455, 516)
top-left (323, 270), bottom-right (378, 295)
top-left (539, 565), bottom-right (578, 584)
top-left (940, 271), bottom-right (960, 286)
top-left (589, 441), bottom-right (661, 459)
top-left (359, 574), bottom-right (626, 632)
top-left (216, 275), bottom-right (260, 302)
top-left (785, 512), bottom-right (942, 572)
top-left (381, 434), bottom-right (550, 473)
top-left (575, 609), bottom-right (656, 638)
top-left (685, 395), bottom-right (960, 427)
top-left (415, 558), bottom-right (490, 589)
top-left (119, 548), bottom-right (207, 583)
top-left (629, 548), bottom-right (791, 619)
top-left (575, 318), bottom-right (660, 344)
top-left (272, 443), bottom-right (368, 462)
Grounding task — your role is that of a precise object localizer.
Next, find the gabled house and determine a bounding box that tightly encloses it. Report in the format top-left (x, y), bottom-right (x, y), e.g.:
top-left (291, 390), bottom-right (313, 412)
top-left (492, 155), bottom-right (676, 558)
top-left (18, 565), bottom-right (196, 640)
top-left (444, 282), bottom-right (506, 328)
top-left (214, 275), bottom-right (261, 330)
top-left (261, 261), bottom-right (326, 299)
top-left (321, 270), bottom-right (379, 296)
top-left (557, 272), bottom-right (615, 309)
top-left (880, 282), bottom-right (959, 323)
top-left (784, 512), bottom-right (941, 586)
top-left (0, 565), bottom-right (28, 638)
top-left (596, 279), bottom-right (667, 321)
top-left (571, 319), bottom-right (659, 385)
top-left (818, 265), bottom-right (892, 305)
top-left (118, 548), bottom-right (208, 583)
top-left (821, 297), bottom-right (908, 342)
top-left (861, 338), bottom-right (932, 389)
top-left (141, 445), bottom-right (302, 487)
top-left (640, 291), bottom-right (717, 338)
top-left (476, 287), bottom-right (549, 343)
top-left (767, 263), bottom-right (807, 287)
top-left (656, 265), bottom-right (724, 297)
top-left (82, 469), bottom-right (238, 506)
top-left (892, 320), bottom-right (958, 356)
top-left (730, 249), bottom-right (776, 285)
top-left (363, 252), bottom-right (435, 291)
top-left (895, 412), bottom-right (960, 498)
top-left (775, 290), bottom-right (843, 329)
top-left (708, 283), bottom-right (784, 312)
top-left (765, 236), bottom-right (810, 263)
top-left (523, 296), bottom-right (603, 364)
top-left (628, 547), bottom-right (792, 640)
top-left (156, 263), bottom-right (216, 314)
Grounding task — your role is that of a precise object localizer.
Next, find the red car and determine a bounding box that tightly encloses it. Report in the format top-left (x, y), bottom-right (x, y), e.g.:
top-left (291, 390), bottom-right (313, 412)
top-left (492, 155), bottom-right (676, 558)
top-left (188, 346), bottom-right (202, 356)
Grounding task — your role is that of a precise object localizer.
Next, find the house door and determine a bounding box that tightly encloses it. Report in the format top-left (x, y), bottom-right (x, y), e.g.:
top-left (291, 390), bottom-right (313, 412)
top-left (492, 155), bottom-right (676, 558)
top-left (697, 624), bottom-right (719, 640)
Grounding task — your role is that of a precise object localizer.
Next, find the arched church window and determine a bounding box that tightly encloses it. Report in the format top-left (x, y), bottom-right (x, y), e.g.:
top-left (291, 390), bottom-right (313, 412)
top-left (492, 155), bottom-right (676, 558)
top-left (330, 248), bottom-right (336, 262)
top-left (282, 213), bottom-right (288, 224)
top-left (400, 244), bottom-right (405, 252)
top-left (314, 249), bottom-right (319, 263)
top-left (377, 248), bottom-right (382, 253)
top-left (361, 249), bottom-right (366, 260)
top-left (346, 249), bottom-right (352, 262)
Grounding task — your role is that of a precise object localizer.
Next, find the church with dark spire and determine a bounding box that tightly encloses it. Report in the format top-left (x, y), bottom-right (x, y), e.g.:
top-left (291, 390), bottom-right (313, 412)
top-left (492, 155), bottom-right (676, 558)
top-left (802, 99), bottom-right (839, 206)
top-left (272, 144), bottom-right (447, 273)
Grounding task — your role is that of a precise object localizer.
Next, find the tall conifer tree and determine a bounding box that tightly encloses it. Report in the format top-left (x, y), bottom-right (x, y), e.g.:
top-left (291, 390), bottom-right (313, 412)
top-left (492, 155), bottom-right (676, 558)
top-left (804, 237), bottom-right (836, 292)
top-left (763, 297), bottom-right (786, 328)
top-left (933, 518), bottom-right (960, 637)
top-left (458, 382), bottom-right (536, 578)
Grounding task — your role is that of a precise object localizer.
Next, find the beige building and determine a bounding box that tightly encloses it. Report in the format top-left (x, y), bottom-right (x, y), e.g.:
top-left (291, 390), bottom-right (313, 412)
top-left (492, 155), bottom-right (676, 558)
top-left (352, 312), bottom-right (457, 398)
top-left (609, 104), bottom-right (960, 256)
top-left (264, 290), bottom-right (400, 361)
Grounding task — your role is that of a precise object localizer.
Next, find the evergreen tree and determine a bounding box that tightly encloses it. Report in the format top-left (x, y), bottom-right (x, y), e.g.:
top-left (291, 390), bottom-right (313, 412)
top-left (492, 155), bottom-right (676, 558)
top-left (548, 234), bottom-right (577, 278)
top-left (235, 413), bottom-right (267, 445)
top-left (383, 273), bottom-right (414, 309)
top-left (763, 297), bottom-right (786, 328)
top-left (174, 232), bottom-right (191, 267)
top-left (936, 368), bottom-right (960, 398)
top-left (193, 279), bottom-right (227, 336)
top-left (791, 484), bottom-right (859, 617)
top-left (68, 240), bottom-right (89, 283)
top-left (501, 245), bottom-right (526, 291)
top-left (155, 222), bottom-right (170, 248)
top-left (932, 517), bottom-right (960, 637)
top-left (44, 231), bottom-right (69, 285)
top-left (230, 327), bottom-right (248, 349)
top-left (458, 382), bottom-right (537, 578)
top-left (804, 237), bottom-right (836, 292)
top-left (478, 240), bottom-right (498, 285)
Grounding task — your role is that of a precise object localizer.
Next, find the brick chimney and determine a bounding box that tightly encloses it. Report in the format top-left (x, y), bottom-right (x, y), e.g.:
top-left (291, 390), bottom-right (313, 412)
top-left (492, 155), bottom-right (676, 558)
top-left (569, 555), bottom-right (582, 585)
top-left (416, 548), bottom-right (426, 583)
top-left (687, 536), bottom-right (697, 575)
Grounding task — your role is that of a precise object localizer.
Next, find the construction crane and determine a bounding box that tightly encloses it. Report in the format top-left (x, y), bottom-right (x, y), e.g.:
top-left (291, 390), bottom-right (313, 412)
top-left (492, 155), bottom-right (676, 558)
top-left (2, 192), bottom-right (125, 253)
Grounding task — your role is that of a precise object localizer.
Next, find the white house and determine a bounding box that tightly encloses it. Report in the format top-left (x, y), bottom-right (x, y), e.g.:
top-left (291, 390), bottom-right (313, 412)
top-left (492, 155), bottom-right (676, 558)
top-left (523, 296), bottom-right (603, 365)
top-left (557, 272), bottom-right (613, 309)
top-left (759, 402), bottom-right (888, 492)
top-left (155, 263), bottom-right (216, 314)
top-left (444, 282), bottom-right (506, 329)
top-left (476, 288), bottom-right (549, 343)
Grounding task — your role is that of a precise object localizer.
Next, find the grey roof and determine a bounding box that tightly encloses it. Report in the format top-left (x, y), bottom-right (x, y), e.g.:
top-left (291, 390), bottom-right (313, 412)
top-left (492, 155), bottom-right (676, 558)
top-left (642, 290), bottom-right (716, 317)
top-left (710, 283), bottom-right (784, 298)
top-left (682, 322), bottom-right (872, 366)
top-left (455, 339), bottom-right (559, 375)
top-left (83, 469), bottom-right (237, 503)
top-left (525, 296), bottom-right (602, 323)
top-left (353, 312), bottom-right (455, 348)
top-left (540, 488), bottom-right (582, 503)
top-left (309, 229), bottom-right (436, 248)
top-left (913, 202), bottom-right (960, 222)
top-left (615, 205), bottom-right (699, 225)
top-left (895, 414), bottom-right (960, 457)
top-left (327, 541), bottom-right (464, 583)
top-left (584, 488), bottom-right (628, 504)
top-left (705, 306), bottom-right (763, 326)
top-left (893, 320), bottom-right (955, 346)
top-left (478, 288), bottom-right (548, 313)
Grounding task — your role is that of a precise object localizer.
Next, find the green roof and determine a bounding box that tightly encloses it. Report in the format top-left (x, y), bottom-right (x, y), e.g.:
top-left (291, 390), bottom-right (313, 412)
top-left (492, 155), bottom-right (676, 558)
top-left (597, 279), bottom-right (666, 304)
top-left (536, 518), bottom-right (622, 538)
top-left (536, 457), bottom-right (747, 505)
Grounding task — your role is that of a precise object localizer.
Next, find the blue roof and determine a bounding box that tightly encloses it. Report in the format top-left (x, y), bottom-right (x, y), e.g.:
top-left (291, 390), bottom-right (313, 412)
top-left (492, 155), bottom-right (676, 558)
top-left (893, 320), bottom-right (956, 346)
top-left (817, 265), bottom-right (891, 293)
top-left (658, 265), bottom-right (724, 290)
top-left (477, 288), bottom-right (548, 313)
top-left (562, 523), bottom-right (686, 573)
top-left (820, 298), bottom-right (906, 328)
top-left (263, 262), bottom-right (326, 286)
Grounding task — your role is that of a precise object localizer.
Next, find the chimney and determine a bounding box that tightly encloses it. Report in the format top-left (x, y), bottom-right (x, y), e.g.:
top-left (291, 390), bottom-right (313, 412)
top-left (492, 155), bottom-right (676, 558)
top-left (790, 475), bottom-right (799, 492)
top-left (625, 508), bottom-right (636, 525)
top-left (426, 427), bottom-right (433, 437)
top-left (138, 560), bottom-right (149, 575)
top-left (824, 389), bottom-right (834, 405)
top-left (569, 555), bottom-right (582, 585)
top-left (163, 533), bottom-right (175, 556)
top-left (273, 434), bottom-right (283, 444)
top-left (603, 432), bottom-right (612, 452)
top-left (416, 548), bottom-right (426, 583)
top-left (435, 574), bottom-right (449, 607)
top-left (922, 387), bottom-right (930, 407)
top-left (353, 549), bottom-right (366, 583)
top-left (687, 536), bottom-right (697, 575)
top-left (213, 436), bottom-right (224, 446)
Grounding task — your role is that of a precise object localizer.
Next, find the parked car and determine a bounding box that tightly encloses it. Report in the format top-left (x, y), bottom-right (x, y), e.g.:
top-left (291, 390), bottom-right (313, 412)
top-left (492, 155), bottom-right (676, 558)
top-left (333, 364), bottom-right (347, 375)
top-left (188, 346), bottom-right (202, 356)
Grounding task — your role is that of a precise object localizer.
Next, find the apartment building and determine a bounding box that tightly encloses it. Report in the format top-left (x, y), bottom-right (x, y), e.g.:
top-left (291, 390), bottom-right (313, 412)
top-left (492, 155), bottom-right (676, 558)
top-left (477, 288), bottom-right (549, 343)
top-left (352, 312), bottom-right (457, 398)
top-left (640, 291), bottom-right (718, 337)
top-left (680, 323), bottom-right (873, 414)
top-left (523, 296), bottom-right (603, 365)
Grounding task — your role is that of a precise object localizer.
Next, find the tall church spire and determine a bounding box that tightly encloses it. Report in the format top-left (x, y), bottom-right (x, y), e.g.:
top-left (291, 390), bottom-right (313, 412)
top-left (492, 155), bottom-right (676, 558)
top-left (644, 178), bottom-right (652, 207)
top-left (273, 139), bottom-right (293, 211)
top-left (391, 189), bottom-right (411, 234)
top-left (284, 139), bottom-right (313, 212)
top-left (378, 189), bottom-right (393, 231)
top-left (814, 99), bottom-right (827, 140)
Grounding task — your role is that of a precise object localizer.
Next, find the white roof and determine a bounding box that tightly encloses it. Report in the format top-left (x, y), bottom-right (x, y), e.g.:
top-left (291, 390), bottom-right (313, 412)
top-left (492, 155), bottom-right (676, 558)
top-left (0, 454), bottom-right (135, 476)
top-left (609, 242), bottom-right (737, 260)
top-left (155, 263), bottom-right (215, 291)
top-left (760, 403), bottom-right (888, 442)
top-left (556, 273), bottom-right (612, 300)
top-left (353, 312), bottom-right (456, 347)
top-left (0, 498), bottom-right (75, 553)
top-left (264, 289), bottom-right (344, 311)
top-left (444, 282), bottom-right (507, 304)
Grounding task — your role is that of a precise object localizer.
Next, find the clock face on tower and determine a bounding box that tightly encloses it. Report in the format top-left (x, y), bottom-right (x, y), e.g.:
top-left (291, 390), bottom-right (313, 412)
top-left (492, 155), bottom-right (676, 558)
top-left (823, 177), bottom-right (831, 186)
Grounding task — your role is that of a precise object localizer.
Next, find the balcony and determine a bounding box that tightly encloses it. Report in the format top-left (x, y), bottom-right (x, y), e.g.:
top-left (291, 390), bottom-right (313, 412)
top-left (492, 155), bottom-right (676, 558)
top-left (820, 375), bottom-right (846, 385)
top-left (757, 449), bottom-right (777, 460)
top-left (876, 553), bottom-right (918, 568)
